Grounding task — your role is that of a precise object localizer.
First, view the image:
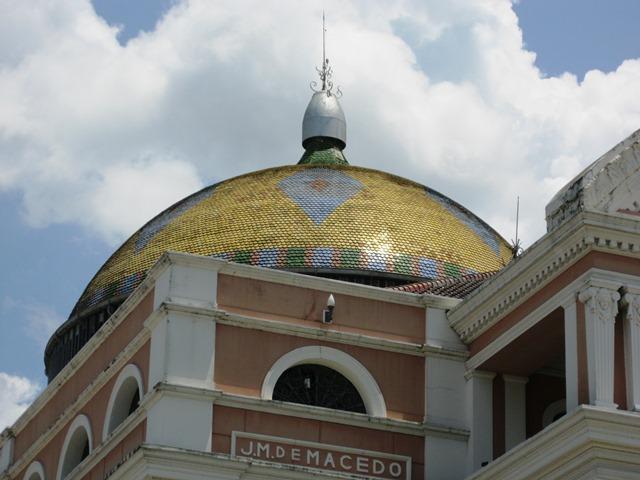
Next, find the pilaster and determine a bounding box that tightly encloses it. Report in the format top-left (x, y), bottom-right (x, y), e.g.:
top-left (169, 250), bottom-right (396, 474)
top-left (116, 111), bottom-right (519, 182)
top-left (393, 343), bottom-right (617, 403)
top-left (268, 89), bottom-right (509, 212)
top-left (466, 370), bottom-right (495, 474)
top-left (562, 295), bottom-right (579, 412)
top-left (503, 375), bottom-right (528, 451)
top-left (578, 286), bottom-right (620, 409)
top-left (623, 291), bottom-right (640, 411)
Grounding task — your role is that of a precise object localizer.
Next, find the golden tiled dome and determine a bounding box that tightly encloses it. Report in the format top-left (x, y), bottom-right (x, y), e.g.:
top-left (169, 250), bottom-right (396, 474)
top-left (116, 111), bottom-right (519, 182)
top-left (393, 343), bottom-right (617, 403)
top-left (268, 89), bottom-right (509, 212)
top-left (74, 164), bottom-right (512, 313)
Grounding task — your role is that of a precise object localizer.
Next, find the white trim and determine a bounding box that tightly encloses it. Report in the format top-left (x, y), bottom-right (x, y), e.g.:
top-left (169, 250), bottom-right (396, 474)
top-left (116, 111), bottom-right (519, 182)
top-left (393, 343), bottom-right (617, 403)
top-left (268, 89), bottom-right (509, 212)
top-left (261, 346), bottom-right (387, 418)
top-left (23, 461), bottom-right (45, 480)
top-left (542, 399), bottom-right (567, 428)
top-left (102, 364), bottom-right (144, 441)
top-left (56, 415), bottom-right (92, 480)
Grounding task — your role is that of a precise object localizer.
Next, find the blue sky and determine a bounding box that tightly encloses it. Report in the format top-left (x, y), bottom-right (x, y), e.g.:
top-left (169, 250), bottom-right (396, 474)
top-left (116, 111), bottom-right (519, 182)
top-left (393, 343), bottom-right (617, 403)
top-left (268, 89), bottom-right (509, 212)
top-left (1, 0), bottom-right (639, 428)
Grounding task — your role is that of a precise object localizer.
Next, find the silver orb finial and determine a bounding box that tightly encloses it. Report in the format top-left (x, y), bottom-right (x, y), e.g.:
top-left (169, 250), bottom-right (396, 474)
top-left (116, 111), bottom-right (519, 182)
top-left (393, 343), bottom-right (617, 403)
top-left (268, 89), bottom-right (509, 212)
top-left (303, 12), bottom-right (346, 149)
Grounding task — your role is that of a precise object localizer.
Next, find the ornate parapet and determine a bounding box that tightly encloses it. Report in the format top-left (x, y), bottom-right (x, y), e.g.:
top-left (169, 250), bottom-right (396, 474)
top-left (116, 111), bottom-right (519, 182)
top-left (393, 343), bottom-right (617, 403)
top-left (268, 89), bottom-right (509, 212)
top-left (546, 129), bottom-right (640, 232)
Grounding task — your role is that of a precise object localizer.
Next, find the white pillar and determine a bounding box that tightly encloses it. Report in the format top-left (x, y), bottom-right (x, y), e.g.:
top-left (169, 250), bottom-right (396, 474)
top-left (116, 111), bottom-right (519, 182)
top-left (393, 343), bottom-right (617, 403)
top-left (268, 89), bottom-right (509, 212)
top-left (466, 370), bottom-right (495, 474)
top-left (0, 433), bottom-right (14, 473)
top-left (503, 375), bottom-right (528, 451)
top-left (623, 291), bottom-right (640, 411)
top-left (578, 286), bottom-right (620, 409)
top-left (563, 296), bottom-right (579, 412)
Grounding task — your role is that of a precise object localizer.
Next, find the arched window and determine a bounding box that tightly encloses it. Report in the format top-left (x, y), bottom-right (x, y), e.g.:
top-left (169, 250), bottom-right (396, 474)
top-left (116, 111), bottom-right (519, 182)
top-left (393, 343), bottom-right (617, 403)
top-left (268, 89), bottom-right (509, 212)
top-left (273, 364), bottom-right (366, 413)
top-left (261, 346), bottom-right (387, 417)
top-left (542, 399), bottom-right (566, 428)
top-left (57, 415), bottom-right (92, 480)
top-left (24, 461), bottom-right (45, 480)
top-left (103, 364), bottom-right (144, 440)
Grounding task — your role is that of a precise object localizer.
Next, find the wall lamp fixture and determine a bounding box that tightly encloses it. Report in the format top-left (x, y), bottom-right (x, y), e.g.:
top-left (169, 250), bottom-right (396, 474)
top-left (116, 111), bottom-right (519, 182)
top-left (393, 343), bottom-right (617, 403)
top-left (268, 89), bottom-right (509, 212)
top-left (322, 294), bottom-right (336, 324)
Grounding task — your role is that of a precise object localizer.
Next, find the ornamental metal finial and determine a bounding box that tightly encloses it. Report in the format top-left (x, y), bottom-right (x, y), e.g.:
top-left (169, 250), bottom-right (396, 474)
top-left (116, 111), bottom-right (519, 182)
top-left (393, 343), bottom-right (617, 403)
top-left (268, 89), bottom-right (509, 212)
top-left (311, 12), bottom-right (341, 97)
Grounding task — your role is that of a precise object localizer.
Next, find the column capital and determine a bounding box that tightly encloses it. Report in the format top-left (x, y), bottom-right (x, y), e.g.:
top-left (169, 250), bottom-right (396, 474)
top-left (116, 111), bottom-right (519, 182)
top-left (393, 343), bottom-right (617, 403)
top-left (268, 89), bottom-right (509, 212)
top-left (465, 370), bottom-right (496, 381)
top-left (503, 374), bottom-right (529, 385)
top-left (623, 291), bottom-right (640, 327)
top-left (578, 286), bottom-right (620, 324)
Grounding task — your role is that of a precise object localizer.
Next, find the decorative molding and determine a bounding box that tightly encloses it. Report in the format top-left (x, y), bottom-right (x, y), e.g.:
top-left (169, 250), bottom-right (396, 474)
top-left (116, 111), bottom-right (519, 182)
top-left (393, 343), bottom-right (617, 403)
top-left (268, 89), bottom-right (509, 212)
top-left (449, 211), bottom-right (640, 344)
top-left (624, 291), bottom-right (640, 327)
top-left (578, 287), bottom-right (620, 323)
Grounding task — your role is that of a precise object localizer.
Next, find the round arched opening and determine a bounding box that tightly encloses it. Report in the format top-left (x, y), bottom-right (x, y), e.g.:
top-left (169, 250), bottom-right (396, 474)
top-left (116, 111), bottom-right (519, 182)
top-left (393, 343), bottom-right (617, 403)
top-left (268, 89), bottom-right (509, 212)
top-left (273, 364), bottom-right (366, 413)
top-left (261, 346), bottom-right (387, 417)
top-left (103, 365), bottom-right (143, 440)
top-left (24, 461), bottom-right (45, 480)
top-left (58, 416), bottom-right (92, 480)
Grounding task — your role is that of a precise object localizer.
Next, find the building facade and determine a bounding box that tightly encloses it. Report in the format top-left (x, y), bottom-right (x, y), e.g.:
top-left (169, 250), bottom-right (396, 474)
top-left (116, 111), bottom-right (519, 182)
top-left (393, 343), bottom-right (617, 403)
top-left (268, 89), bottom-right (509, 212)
top-left (1, 71), bottom-right (640, 480)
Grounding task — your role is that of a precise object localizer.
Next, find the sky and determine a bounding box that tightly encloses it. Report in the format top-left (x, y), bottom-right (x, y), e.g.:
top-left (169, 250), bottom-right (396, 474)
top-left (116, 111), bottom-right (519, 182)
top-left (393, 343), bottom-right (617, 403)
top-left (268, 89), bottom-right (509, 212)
top-left (1, 0), bottom-right (639, 430)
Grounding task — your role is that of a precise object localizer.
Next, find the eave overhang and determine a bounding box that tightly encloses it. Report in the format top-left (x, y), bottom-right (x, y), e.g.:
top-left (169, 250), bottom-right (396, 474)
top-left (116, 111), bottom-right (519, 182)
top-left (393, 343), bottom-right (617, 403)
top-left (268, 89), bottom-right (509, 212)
top-left (448, 210), bottom-right (640, 344)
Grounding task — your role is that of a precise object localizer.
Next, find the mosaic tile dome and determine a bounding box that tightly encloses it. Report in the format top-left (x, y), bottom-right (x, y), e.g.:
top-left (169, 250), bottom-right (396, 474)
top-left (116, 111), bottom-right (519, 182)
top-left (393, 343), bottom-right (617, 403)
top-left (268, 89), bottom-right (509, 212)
top-left (45, 87), bottom-right (513, 383)
top-left (72, 163), bottom-right (513, 314)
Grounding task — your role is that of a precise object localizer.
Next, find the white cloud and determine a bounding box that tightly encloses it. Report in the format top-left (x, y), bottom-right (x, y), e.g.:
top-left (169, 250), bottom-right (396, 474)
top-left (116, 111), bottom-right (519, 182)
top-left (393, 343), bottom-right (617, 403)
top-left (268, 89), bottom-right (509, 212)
top-left (0, 0), bottom-right (639, 247)
top-left (2, 297), bottom-right (64, 347)
top-left (0, 373), bottom-right (40, 430)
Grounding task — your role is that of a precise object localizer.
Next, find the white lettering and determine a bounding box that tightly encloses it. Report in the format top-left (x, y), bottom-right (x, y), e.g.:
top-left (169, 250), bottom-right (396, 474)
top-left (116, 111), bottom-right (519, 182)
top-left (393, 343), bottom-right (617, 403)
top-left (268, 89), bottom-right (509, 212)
top-left (307, 449), bottom-right (320, 466)
top-left (239, 440), bottom-right (254, 456)
top-left (323, 452), bottom-right (335, 468)
top-left (356, 456), bottom-right (369, 473)
top-left (340, 454), bottom-right (353, 470)
top-left (291, 448), bottom-right (301, 461)
top-left (256, 442), bottom-right (270, 459)
top-left (389, 462), bottom-right (403, 478)
top-left (372, 459), bottom-right (385, 475)
top-left (275, 446), bottom-right (285, 459)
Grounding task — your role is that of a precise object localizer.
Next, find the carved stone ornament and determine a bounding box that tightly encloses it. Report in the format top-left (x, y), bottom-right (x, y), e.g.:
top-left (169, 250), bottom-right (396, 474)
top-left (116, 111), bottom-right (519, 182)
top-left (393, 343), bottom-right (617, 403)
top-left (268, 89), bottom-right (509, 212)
top-left (623, 292), bottom-right (640, 327)
top-left (578, 287), bottom-right (621, 324)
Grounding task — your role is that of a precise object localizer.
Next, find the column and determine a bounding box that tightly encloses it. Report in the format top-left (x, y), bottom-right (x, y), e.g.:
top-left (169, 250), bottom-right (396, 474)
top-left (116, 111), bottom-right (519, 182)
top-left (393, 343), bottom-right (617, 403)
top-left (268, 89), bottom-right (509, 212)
top-left (563, 296), bottom-right (579, 412)
top-left (466, 370), bottom-right (495, 473)
top-left (503, 375), bottom-right (528, 451)
top-left (623, 291), bottom-right (640, 411)
top-left (578, 286), bottom-right (620, 409)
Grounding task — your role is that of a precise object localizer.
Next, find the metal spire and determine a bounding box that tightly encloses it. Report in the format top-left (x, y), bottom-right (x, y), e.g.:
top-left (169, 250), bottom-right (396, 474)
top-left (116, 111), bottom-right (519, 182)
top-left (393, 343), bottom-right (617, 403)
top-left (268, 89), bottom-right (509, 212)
top-left (311, 11), bottom-right (340, 97)
top-left (322, 11), bottom-right (327, 90)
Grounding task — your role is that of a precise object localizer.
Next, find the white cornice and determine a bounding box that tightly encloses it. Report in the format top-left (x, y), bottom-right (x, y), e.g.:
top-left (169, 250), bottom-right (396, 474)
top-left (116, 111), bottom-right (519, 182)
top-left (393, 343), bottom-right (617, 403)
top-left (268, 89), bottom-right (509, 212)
top-left (449, 211), bottom-right (640, 343)
top-left (148, 300), bottom-right (467, 360)
top-left (154, 382), bottom-right (469, 440)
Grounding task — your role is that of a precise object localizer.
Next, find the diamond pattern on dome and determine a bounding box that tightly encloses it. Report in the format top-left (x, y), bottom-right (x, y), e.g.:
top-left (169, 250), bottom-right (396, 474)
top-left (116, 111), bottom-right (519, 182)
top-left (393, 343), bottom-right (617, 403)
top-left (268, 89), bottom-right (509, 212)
top-left (72, 165), bottom-right (513, 314)
top-left (425, 188), bottom-right (501, 255)
top-left (278, 169), bottom-right (363, 225)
